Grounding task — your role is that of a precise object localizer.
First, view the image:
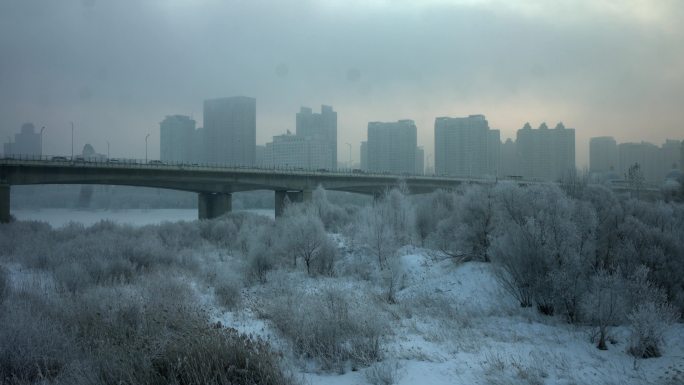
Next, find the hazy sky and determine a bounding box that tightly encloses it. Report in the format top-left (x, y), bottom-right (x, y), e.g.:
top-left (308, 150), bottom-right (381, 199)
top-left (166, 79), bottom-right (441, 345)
top-left (1, 0), bottom-right (682, 167)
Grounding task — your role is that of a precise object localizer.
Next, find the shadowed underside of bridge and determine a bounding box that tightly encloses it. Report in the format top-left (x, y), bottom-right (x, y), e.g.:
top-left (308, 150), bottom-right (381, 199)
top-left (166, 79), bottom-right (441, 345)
top-left (0, 161), bottom-right (467, 222)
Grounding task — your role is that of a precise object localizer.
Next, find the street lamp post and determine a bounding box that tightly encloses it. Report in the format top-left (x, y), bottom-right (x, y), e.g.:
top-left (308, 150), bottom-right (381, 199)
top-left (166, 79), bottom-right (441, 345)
top-left (106, 141), bottom-right (110, 159)
top-left (39, 126), bottom-right (46, 158)
top-left (70, 122), bottom-right (74, 159)
top-left (145, 134), bottom-right (150, 163)
top-left (346, 142), bottom-right (351, 169)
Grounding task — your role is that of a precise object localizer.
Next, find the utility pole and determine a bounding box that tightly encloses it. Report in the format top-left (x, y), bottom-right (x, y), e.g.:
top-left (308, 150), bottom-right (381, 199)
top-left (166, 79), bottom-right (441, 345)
top-left (106, 141), bottom-right (110, 159)
top-left (70, 122), bottom-right (74, 159)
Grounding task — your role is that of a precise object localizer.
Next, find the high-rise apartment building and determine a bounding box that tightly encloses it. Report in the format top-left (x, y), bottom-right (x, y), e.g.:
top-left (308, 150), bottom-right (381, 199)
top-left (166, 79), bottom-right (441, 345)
top-left (296, 105), bottom-right (337, 170)
top-left (516, 122), bottom-right (575, 181)
top-left (434, 115), bottom-right (493, 177)
top-left (367, 120), bottom-right (417, 174)
top-left (488, 129), bottom-right (501, 177)
top-left (589, 136), bottom-right (619, 174)
top-left (3, 123), bottom-right (42, 156)
top-left (160, 115), bottom-right (196, 163)
top-left (203, 96), bottom-right (256, 165)
top-left (264, 132), bottom-right (330, 169)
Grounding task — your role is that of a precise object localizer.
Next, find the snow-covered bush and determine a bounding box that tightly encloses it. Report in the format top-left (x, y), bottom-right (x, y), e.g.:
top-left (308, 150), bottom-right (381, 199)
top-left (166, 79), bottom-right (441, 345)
top-left (212, 267), bottom-right (243, 310)
top-left (627, 301), bottom-right (678, 358)
top-left (625, 266), bottom-right (679, 358)
top-left (263, 285), bottom-right (386, 372)
top-left (365, 360), bottom-right (402, 385)
top-left (245, 241), bottom-right (278, 283)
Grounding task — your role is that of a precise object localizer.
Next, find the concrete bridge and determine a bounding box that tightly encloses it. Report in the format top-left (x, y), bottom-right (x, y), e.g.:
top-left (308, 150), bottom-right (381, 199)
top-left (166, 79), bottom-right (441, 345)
top-left (0, 157), bottom-right (490, 222)
top-left (1, 157), bottom-right (661, 223)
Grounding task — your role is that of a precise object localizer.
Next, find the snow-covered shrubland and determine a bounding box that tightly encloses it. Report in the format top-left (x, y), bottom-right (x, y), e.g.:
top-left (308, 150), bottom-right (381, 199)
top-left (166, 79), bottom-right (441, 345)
top-left (1, 182), bottom-right (683, 385)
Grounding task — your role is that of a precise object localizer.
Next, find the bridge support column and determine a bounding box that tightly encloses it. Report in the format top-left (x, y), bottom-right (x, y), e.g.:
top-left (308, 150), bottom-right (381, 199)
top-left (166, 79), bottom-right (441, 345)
top-left (0, 184), bottom-right (9, 224)
top-left (302, 188), bottom-right (312, 203)
top-left (198, 192), bottom-right (232, 220)
top-left (275, 189), bottom-right (312, 217)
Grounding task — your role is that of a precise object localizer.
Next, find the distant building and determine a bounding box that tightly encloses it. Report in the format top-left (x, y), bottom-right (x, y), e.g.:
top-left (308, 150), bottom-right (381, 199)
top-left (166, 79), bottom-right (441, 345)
top-left (264, 131), bottom-right (330, 169)
top-left (190, 128), bottom-right (205, 163)
top-left (415, 146), bottom-right (424, 175)
top-left (661, 139), bottom-right (681, 173)
top-left (203, 96), bottom-right (256, 165)
top-left (434, 115), bottom-right (493, 177)
top-left (590, 136), bottom-right (619, 175)
top-left (360, 141), bottom-right (368, 171)
top-left (500, 138), bottom-right (518, 177)
top-left (618, 141), bottom-right (662, 184)
top-left (488, 129), bottom-right (501, 177)
top-left (296, 105), bottom-right (337, 170)
top-left (3, 123), bottom-right (42, 157)
top-left (516, 122), bottom-right (575, 181)
top-left (81, 143), bottom-right (106, 160)
top-left (160, 115), bottom-right (196, 163)
top-left (255, 144), bottom-right (266, 167)
top-left (367, 120), bottom-right (417, 174)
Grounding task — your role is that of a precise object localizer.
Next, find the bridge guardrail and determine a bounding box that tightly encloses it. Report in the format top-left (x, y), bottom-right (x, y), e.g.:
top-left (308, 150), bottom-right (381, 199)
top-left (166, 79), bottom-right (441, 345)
top-left (1, 153), bottom-right (505, 182)
top-left (3, 154), bottom-right (660, 191)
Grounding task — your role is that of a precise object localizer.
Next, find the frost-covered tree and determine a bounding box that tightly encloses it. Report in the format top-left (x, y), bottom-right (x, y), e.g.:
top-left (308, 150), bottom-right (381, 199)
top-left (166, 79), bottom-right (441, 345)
top-left (415, 190), bottom-right (456, 246)
top-left (312, 185), bottom-right (350, 231)
top-left (358, 201), bottom-right (398, 269)
top-left (280, 206), bottom-right (332, 275)
top-left (383, 187), bottom-right (415, 246)
top-left (492, 183), bottom-right (584, 315)
top-left (434, 185), bottom-right (496, 262)
top-left (626, 162), bottom-right (645, 198)
top-left (581, 269), bottom-right (627, 350)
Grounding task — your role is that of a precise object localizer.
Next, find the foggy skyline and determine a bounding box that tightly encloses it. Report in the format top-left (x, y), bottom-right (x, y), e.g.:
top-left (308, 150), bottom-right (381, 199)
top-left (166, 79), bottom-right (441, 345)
top-left (1, 0), bottom-right (682, 168)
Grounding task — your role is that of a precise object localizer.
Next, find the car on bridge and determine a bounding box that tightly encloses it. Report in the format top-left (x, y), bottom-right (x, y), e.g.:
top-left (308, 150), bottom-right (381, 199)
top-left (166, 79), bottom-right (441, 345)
top-left (107, 158), bottom-right (120, 163)
top-left (51, 156), bottom-right (68, 161)
top-left (148, 160), bottom-right (165, 165)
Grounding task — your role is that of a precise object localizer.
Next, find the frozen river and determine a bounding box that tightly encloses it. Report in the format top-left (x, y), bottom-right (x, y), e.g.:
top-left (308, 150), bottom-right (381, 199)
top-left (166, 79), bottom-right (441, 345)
top-left (11, 208), bottom-right (275, 227)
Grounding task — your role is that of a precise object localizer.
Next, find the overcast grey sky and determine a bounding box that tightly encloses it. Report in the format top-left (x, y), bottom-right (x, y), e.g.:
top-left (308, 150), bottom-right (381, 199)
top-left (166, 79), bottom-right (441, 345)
top-left (1, 0), bottom-right (682, 167)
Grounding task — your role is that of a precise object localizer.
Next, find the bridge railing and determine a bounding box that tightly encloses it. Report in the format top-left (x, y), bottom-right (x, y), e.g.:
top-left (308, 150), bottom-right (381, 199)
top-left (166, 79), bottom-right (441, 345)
top-left (6, 153), bottom-right (654, 189)
top-left (1, 153), bottom-right (486, 180)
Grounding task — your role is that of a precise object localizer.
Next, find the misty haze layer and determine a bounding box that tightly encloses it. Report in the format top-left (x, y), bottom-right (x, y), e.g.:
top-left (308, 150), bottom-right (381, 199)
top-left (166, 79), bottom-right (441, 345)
top-left (1, 0), bottom-right (683, 167)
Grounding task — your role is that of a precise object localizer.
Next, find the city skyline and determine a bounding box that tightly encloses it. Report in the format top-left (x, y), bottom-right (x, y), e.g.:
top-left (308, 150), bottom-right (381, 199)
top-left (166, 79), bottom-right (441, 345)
top-left (1, 1), bottom-right (682, 169)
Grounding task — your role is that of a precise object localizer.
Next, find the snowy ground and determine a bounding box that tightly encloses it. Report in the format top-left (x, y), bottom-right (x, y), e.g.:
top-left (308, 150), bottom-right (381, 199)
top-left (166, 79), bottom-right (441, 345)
top-left (11, 208), bottom-right (275, 226)
top-left (210, 251), bottom-right (684, 385)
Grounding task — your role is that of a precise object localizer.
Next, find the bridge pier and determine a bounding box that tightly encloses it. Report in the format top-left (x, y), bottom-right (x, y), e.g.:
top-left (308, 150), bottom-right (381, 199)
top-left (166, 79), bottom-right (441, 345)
top-left (274, 189), bottom-right (312, 217)
top-left (0, 184), bottom-right (9, 224)
top-left (198, 192), bottom-right (232, 220)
